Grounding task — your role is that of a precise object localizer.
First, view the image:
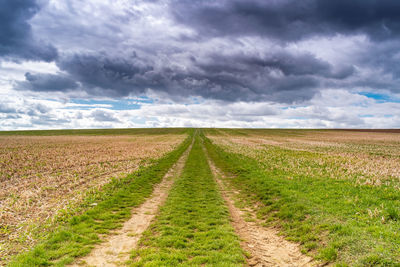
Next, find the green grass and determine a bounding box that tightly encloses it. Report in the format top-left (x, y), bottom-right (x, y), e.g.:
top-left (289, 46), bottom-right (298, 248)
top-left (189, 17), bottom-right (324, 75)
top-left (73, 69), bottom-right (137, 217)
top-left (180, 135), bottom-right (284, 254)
top-left (8, 133), bottom-right (193, 266)
top-left (129, 135), bottom-right (245, 266)
top-left (0, 128), bottom-right (190, 136)
top-left (203, 133), bottom-right (400, 266)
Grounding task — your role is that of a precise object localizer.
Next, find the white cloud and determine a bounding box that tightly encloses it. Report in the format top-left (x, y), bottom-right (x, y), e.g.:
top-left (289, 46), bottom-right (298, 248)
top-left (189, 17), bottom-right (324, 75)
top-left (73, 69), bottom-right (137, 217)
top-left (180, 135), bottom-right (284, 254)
top-left (3, 89), bottom-right (400, 130)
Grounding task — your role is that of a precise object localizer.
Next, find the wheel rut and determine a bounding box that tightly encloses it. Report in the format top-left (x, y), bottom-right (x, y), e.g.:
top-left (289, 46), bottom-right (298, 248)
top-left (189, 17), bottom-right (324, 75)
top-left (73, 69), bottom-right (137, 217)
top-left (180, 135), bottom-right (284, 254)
top-left (205, 149), bottom-right (314, 267)
top-left (71, 142), bottom-right (192, 267)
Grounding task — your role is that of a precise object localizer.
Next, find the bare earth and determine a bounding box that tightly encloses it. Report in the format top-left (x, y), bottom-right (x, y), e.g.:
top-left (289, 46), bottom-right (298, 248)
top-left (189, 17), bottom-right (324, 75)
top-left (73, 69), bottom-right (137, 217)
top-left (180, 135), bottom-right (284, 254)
top-left (206, 151), bottom-right (314, 267)
top-left (71, 141), bottom-right (192, 267)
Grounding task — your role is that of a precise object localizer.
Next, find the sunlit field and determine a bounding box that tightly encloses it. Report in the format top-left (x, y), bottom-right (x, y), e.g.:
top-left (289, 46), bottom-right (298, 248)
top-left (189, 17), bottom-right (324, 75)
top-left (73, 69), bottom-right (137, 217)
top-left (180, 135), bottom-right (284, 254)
top-left (205, 129), bottom-right (400, 265)
top-left (2, 128), bottom-right (400, 266)
top-left (0, 129), bottom-right (188, 263)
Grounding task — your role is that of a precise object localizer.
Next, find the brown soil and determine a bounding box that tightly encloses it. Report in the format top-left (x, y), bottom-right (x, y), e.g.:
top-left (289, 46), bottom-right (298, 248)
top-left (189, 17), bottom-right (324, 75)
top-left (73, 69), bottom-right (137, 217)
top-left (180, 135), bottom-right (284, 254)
top-left (70, 142), bottom-right (192, 267)
top-left (206, 152), bottom-right (314, 267)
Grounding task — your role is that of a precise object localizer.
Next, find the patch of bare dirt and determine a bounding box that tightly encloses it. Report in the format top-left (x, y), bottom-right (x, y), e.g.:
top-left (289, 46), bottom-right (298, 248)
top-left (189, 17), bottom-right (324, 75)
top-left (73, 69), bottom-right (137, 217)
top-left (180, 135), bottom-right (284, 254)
top-left (206, 153), bottom-right (314, 267)
top-left (70, 142), bottom-right (192, 267)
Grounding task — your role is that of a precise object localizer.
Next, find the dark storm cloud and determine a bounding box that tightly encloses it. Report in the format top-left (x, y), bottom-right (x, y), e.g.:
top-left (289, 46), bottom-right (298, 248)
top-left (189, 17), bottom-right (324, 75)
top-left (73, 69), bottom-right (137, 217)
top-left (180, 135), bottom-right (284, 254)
top-left (358, 42), bottom-right (400, 88)
top-left (316, 0), bottom-right (400, 40)
top-left (16, 72), bottom-right (79, 92)
top-left (185, 52), bottom-right (328, 102)
top-left (172, 0), bottom-right (400, 41)
top-left (0, 0), bottom-right (57, 61)
top-left (16, 47), bottom-right (353, 103)
top-left (197, 52), bottom-right (354, 79)
top-left (55, 53), bottom-right (153, 96)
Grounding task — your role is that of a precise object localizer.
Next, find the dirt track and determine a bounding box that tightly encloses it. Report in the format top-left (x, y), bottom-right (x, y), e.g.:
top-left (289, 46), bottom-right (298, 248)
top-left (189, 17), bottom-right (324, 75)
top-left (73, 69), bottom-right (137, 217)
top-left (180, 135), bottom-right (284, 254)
top-left (70, 143), bottom-right (192, 267)
top-left (205, 149), bottom-right (314, 267)
top-left (71, 137), bottom-right (314, 266)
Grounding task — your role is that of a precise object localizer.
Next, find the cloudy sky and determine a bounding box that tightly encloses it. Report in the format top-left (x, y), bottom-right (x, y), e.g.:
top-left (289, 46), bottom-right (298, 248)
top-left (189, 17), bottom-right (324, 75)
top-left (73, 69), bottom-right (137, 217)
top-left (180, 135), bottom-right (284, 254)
top-left (1, 0), bottom-right (400, 129)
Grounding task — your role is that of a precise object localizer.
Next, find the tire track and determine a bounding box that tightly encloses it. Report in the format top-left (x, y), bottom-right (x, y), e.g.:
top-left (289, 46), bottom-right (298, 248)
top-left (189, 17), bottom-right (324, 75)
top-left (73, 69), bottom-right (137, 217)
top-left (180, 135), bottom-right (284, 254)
top-left (70, 141), bottom-right (193, 267)
top-left (204, 146), bottom-right (314, 267)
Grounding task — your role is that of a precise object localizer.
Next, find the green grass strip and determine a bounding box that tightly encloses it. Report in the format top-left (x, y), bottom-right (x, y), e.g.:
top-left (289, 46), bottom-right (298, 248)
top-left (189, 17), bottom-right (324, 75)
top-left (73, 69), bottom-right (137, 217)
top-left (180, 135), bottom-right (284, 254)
top-left (130, 136), bottom-right (245, 266)
top-left (8, 133), bottom-right (193, 267)
top-left (203, 132), bottom-right (400, 266)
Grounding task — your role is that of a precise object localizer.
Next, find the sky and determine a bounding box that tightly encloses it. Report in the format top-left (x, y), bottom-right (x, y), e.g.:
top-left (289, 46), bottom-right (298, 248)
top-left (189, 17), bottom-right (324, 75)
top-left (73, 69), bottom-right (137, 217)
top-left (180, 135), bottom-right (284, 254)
top-left (1, 0), bottom-right (400, 129)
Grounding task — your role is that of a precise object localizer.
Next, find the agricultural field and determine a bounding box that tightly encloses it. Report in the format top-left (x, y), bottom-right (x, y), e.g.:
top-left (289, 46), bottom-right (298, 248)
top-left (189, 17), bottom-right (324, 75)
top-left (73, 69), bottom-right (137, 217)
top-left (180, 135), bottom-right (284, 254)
top-left (0, 128), bottom-right (188, 264)
top-left (205, 129), bottom-right (400, 265)
top-left (2, 128), bottom-right (400, 266)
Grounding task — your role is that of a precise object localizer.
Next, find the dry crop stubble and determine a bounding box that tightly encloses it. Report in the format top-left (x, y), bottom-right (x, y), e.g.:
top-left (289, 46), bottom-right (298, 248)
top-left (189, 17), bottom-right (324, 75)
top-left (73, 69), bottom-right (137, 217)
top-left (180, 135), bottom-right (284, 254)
top-left (209, 129), bottom-right (400, 187)
top-left (0, 134), bottom-right (185, 262)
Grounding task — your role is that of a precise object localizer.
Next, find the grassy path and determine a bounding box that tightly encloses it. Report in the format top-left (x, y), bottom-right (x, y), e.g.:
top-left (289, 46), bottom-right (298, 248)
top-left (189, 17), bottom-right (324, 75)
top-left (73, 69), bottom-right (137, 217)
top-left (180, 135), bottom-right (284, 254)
top-left (130, 136), bottom-right (244, 266)
top-left (8, 135), bottom-right (192, 266)
top-left (70, 140), bottom-right (193, 266)
top-left (205, 148), bottom-right (313, 267)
